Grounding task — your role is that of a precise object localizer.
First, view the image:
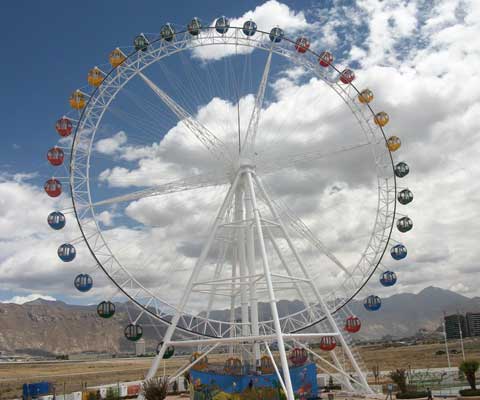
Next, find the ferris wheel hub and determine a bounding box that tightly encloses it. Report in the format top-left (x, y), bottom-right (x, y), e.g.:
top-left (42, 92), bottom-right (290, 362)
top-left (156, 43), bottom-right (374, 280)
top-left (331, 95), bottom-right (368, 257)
top-left (237, 157), bottom-right (256, 170)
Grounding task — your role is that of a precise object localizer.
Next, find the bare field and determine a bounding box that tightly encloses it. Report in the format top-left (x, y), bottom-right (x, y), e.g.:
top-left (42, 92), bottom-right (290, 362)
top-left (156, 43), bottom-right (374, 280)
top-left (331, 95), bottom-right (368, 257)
top-left (358, 337), bottom-right (480, 371)
top-left (1, 338), bottom-right (480, 399)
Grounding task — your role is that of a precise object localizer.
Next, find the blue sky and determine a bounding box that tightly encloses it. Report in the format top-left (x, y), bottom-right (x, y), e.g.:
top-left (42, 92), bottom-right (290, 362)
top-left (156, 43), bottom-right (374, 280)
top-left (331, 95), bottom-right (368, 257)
top-left (0, 0), bottom-right (312, 182)
top-left (1, 0), bottom-right (479, 306)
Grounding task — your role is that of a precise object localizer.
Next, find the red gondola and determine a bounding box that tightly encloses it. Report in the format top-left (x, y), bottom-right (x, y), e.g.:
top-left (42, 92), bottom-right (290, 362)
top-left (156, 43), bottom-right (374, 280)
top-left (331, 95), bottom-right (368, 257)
top-left (339, 69), bottom-right (355, 84)
top-left (289, 347), bottom-right (308, 366)
top-left (55, 117), bottom-right (73, 137)
top-left (320, 336), bottom-right (337, 351)
top-left (295, 37), bottom-right (310, 53)
top-left (345, 315), bottom-right (361, 333)
top-left (319, 51), bottom-right (333, 67)
top-left (44, 178), bottom-right (62, 197)
top-left (47, 147), bottom-right (64, 166)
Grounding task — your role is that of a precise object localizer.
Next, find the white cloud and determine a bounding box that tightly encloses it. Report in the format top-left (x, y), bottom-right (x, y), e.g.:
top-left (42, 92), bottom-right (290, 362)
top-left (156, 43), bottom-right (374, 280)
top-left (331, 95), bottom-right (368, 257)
top-left (2, 293), bottom-right (56, 304)
top-left (3, 0), bottom-right (480, 318)
top-left (192, 0), bottom-right (309, 61)
top-left (95, 131), bottom-right (127, 155)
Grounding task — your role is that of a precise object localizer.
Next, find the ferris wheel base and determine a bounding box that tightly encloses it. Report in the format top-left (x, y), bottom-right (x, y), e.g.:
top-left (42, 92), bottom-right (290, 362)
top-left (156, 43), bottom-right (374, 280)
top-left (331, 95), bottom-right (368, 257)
top-left (188, 362), bottom-right (319, 399)
top-left (139, 168), bottom-right (374, 400)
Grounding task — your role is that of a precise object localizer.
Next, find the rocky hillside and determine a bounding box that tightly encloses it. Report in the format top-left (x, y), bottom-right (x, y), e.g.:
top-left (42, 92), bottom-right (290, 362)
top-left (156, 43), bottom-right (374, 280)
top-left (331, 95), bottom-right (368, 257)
top-left (0, 300), bottom-right (124, 356)
top-left (1, 286), bottom-right (479, 356)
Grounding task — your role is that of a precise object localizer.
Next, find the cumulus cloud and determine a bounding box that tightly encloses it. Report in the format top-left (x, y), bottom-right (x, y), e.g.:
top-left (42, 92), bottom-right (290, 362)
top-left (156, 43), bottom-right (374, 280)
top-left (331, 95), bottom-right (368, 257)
top-left (3, 0), bottom-right (480, 317)
top-left (95, 131), bottom-right (127, 155)
top-left (192, 0), bottom-right (309, 61)
top-left (2, 293), bottom-right (56, 304)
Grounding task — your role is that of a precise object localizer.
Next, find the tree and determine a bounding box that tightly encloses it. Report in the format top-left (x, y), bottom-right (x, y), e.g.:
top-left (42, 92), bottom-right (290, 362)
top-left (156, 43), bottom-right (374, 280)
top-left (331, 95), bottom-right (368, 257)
top-left (142, 377), bottom-right (169, 400)
top-left (183, 371), bottom-right (190, 391)
top-left (372, 363), bottom-right (380, 384)
top-left (459, 360), bottom-right (480, 390)
top-left (105, 387), bottom-right (117, 400)
top-left (389, 369), bottom-right (407, 394)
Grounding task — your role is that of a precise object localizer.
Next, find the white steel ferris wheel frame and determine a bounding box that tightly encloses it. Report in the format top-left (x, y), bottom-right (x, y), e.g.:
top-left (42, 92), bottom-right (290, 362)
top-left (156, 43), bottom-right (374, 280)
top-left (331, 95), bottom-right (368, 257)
top-left (69, 27), bottom-right (397, 347)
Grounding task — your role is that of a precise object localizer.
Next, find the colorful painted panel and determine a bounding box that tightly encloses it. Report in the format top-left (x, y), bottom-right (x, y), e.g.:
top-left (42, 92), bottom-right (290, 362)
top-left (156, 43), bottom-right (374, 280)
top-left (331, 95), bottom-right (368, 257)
top-left (190, 362), bottom-right (317, 399)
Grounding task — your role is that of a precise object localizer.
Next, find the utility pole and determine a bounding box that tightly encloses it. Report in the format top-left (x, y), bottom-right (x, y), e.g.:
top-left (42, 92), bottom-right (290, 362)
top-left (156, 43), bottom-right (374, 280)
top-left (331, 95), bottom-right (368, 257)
top-left (457, 310), bottom-right (466, 361)
top-left (443, 313), bottom-right (451, 368)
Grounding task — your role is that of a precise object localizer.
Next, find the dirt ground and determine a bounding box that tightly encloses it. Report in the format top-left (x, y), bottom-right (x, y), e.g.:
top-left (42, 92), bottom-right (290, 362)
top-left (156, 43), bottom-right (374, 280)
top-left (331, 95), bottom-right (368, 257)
top-left (1, 338), bottom-right (479, 399)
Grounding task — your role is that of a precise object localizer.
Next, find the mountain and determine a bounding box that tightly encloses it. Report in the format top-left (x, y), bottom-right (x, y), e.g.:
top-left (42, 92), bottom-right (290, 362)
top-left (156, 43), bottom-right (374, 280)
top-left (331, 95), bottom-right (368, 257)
top-left (348, 286), bottom-right (480, 339)
top-left (0, 286), bottom-right (479, 356)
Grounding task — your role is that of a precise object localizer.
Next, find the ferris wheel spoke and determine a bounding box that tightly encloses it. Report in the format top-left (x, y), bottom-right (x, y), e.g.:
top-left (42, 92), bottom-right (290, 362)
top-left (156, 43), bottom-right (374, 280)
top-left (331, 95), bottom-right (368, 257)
top-left (242, 48), bottom-right (273, 155)
top-left (256, 179), bottom-right (352, 276)
top-left (90, 172), bottom-right (228, 208)
top-left (258, 141), bottom-right (370, 176)
top-left (284, 208), bottom-right (351, 276)
top-left (137, 72), bottom-right (232, 164)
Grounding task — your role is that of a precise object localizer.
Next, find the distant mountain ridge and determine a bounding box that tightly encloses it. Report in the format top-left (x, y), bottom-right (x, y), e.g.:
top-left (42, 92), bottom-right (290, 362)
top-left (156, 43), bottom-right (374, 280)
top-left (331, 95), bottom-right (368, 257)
top-left (1, 286), bottom-right (479, 356)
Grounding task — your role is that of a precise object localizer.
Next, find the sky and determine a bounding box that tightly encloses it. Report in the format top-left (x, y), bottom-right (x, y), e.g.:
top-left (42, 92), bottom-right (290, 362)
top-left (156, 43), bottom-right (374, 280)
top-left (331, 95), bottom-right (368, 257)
top-left (0, 0), bottom-right (479, 308)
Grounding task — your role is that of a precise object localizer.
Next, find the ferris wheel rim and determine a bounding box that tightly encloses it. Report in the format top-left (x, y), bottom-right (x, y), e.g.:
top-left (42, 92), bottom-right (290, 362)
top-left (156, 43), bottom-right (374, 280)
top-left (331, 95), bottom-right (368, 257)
top-left (68, 25), bottom-right (397, 337)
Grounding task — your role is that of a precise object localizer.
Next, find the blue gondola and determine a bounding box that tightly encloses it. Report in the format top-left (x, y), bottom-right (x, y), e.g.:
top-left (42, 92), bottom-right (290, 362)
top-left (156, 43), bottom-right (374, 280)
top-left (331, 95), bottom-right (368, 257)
top-left (380, 271), bottom-right (397, 287)
top-left (364, 295), bottom-right (381, 311)
top-left (243, 20), bottom-right (257, 36)
top-left (97, 301), bottom-right (115, 318)
top-left (391, 244), bottom-right (407, 260)
top-left (125, 324), bottom-right (143, 341)
top-left (398, 189), bottom-right (414, 205)
top-left (269, 27), bottom-right (284, 43)
top-left (161, 23), bottom-right (175, 41)
top-left (215, 16), bottom-right (230, 34)
top-left (395, 162), bottom-right (410, 178)
top-left (57, 243), bottom-right (76, 262)
top-left (74, 274), bottom-right (93, 292)
top-left (47, 211), bottom-right (65, 230)
top-left (188, 17), bottom-right (202, 36)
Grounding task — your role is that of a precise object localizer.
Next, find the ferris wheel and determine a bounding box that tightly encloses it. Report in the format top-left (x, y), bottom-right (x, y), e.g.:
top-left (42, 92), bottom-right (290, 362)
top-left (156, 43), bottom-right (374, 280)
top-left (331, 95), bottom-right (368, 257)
top-left (46, 16), bottom-right (413, 399)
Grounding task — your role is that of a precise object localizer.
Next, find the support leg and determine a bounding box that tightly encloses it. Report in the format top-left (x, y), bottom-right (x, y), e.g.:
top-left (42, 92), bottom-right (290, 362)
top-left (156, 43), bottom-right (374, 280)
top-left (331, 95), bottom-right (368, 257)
top-left (244, 171), bottom-right (295, 400)
top-left (244, 176), bottom-right (260, 364)
top-left (144, 172), bottom-right (241, 382)
top-left (254, 174), bottom-right (373, 394)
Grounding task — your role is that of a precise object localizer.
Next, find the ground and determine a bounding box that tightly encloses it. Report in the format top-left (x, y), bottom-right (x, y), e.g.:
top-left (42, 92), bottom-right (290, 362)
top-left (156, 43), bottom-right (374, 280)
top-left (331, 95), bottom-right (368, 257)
top-left (1, 338), bottom-right (479, 399)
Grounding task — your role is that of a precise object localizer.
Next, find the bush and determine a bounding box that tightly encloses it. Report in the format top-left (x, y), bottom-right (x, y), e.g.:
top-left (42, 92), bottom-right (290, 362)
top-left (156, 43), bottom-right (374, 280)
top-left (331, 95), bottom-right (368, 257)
top-left (105, 387), bottom-right (118, 400)
top-left (459, 389), bottom-right (480, 397)
top-left (460, 360), bottom-right (480, 390)
top-left (142, 377), bottom-right (169, 400)
top-left (390, 369), bottom-right (407, 394)
top-left (396, 391), bottom-right (429, 399)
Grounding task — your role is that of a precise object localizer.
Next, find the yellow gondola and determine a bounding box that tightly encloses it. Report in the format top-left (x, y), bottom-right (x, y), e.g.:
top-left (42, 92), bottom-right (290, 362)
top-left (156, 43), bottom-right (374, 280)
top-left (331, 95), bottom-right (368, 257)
top-left (87, 67), bottom-right (104, 87)
top-left (358, 88), bottom-right (374, 104)
top-left (109, 48), bottom-right (126, 68)
top-left (374, 111), bottom-right (389, 127)
top-left (69, 90), bottom-right (86, 110)
top-left (260, 355), bottom-right (274, 374)
top-left (387, 136), bottom-right (401, 152)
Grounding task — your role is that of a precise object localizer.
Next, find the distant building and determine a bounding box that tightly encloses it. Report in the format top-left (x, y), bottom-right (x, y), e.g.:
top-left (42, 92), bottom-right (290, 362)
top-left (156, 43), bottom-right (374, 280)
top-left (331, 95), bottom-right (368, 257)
top-left (135, 338), bottom-right (146, 356)
top-left (466, 312), bottom-right (480, 337)
top-left (444, 313), bottom-right (469, 339)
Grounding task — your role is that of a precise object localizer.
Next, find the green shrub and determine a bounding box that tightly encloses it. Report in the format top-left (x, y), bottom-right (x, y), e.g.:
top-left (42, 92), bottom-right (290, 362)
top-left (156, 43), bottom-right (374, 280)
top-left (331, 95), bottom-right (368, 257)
top-left (390, 369), bottom-right (407, 394)
top-left (459, 389), bottom-right (480, 397)
top-left (105, 387), bottom-right (118, 400)
top-left (460, 360), bottom-right (480, 390)
top-left (142, 376), bottom-right (169, 400)
top-left (396, 391), bottom-right (429, 399)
